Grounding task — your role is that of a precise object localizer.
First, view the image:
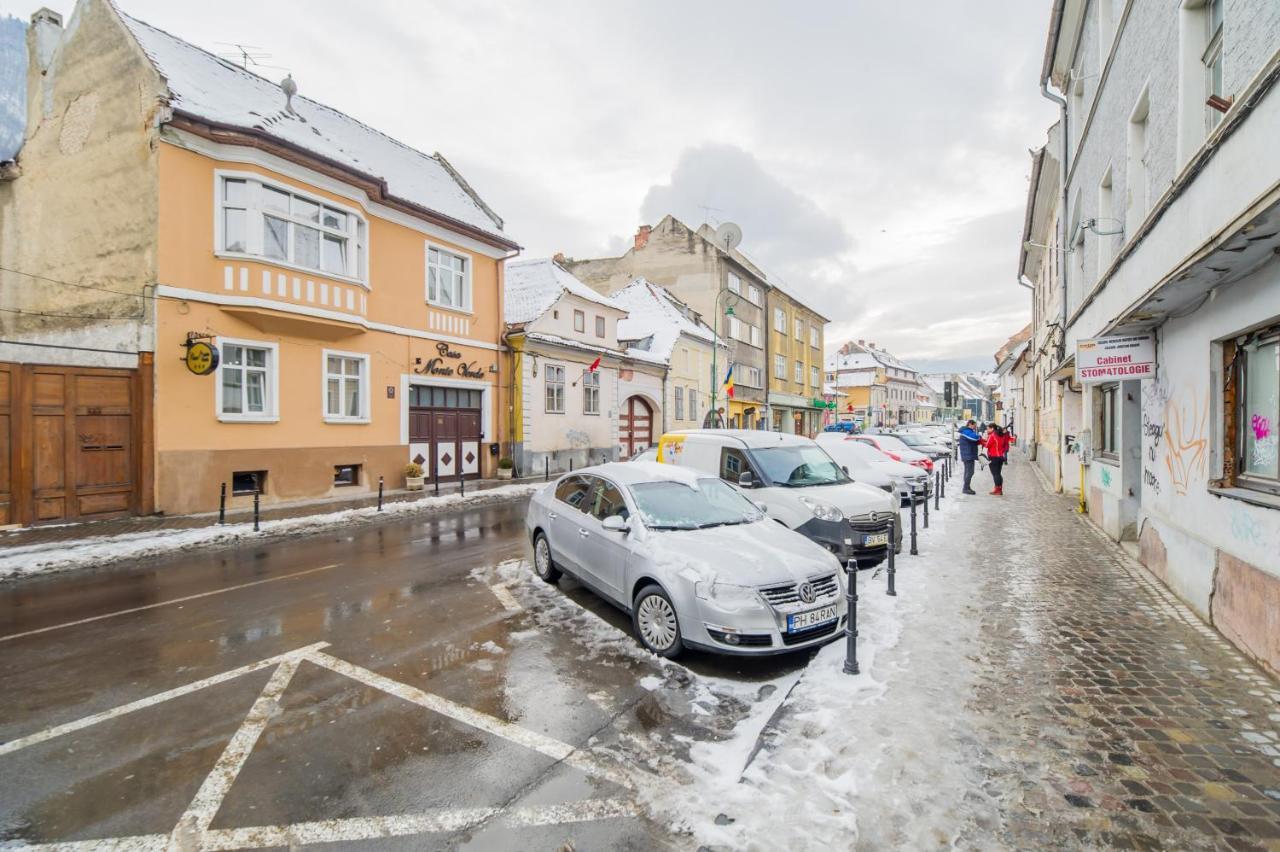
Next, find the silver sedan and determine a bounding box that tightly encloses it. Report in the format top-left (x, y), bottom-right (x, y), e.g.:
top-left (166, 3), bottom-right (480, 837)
top-left (525, 462), bottom-right (849, 657)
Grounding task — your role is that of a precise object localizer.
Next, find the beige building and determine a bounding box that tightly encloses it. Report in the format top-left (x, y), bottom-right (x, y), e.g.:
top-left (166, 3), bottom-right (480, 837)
top-left (766, 282), bottom-right (828, 435)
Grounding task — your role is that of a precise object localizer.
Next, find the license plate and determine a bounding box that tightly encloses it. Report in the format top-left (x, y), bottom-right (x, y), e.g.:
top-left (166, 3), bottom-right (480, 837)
top-left (788, 605), bottom-right (838, 632)
top-left (863, 532), bottom-right (889, 547)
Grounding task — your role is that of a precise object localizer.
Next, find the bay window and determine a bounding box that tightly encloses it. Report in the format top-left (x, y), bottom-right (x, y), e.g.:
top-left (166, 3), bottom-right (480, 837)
top-left (324, 350), bottom-right (369, 422)
top-left (427, 245), bottom-right (471, 311)
top-left (217, 174), bottom-right (366, 282)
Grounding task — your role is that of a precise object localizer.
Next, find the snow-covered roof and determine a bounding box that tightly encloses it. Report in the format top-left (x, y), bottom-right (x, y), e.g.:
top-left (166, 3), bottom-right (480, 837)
top-left (612, 278), bottom-right (719, 362)
top-left (922, 375), bottom-right (946, 394)
top-left (833, 373), bottom-right (875, 387)
top-left (822, 384), bottom-right (846, 397)
top-left (117, 9), bottom-right (510, 244)
top-left (505, 258), bottom-right (623, 325)
top-left (825, 352), bottom-right (878, 372)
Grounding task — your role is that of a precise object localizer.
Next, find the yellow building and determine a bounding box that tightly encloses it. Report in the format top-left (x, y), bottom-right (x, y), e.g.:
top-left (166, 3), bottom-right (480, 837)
top-left (766, 284), bottom-right (828, 436)
top-left (0, 0), bottom-right (519, 520)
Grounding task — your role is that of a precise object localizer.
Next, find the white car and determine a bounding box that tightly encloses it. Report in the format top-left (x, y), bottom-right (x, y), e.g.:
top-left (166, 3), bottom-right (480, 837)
top-left (817, 433), bottom-right (931, 505)
top-left (851, 434), bottom-right (935, 473)
top-left (525, 462), bottom-right (848, 657)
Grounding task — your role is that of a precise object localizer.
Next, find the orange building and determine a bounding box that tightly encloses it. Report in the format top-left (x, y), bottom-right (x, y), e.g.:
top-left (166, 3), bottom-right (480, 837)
top-left (0, 1), bottom-right (519, 520)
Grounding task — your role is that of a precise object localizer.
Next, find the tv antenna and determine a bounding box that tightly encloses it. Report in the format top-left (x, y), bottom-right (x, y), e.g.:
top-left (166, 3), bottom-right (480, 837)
top-left (698, 204), bottom-right (723, 225)
top-left (714, 222), bottom-right (743, 252)
top-left (216, 42), bottom-right (288, 73)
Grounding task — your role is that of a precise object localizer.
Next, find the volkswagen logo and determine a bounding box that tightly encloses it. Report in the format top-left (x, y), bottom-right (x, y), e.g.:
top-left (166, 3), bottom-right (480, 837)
top-left (797, 582), bottom-right (817, 604)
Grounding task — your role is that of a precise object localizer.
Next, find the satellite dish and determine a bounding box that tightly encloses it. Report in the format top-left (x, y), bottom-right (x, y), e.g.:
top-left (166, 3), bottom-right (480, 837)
top-left (715, 222), bottom-right (743, 252)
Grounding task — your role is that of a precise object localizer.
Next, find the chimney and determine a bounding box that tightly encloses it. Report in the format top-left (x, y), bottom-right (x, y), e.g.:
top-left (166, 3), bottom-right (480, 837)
top-left (634, 225), bottom-right (652, 250)
top-left (868, 342), bottom-right (876, 349)
top-left (857, 339), bottom-right (865, 346)
top-left (30, 8), bottom-right (62, 72)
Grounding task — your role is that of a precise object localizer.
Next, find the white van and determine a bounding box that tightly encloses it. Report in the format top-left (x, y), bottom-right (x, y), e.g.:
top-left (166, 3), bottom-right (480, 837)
top-left (655, 430), bottom-right (902, 567)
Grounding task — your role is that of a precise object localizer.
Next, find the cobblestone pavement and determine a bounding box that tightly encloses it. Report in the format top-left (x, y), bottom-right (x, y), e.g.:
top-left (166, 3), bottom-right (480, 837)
top-left (927, 457), bottom-right (1280, 850)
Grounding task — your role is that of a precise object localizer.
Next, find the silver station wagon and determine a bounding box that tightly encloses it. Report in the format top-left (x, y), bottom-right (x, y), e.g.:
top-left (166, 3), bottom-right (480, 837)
top-left (525, 462), bottom-right (848, 657)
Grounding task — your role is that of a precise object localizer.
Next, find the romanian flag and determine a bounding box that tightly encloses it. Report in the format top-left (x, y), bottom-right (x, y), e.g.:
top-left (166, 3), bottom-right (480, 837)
top-left (723, 364), bottom-right (735, 399)
top-left (588, 356), bottom-right (601, 372)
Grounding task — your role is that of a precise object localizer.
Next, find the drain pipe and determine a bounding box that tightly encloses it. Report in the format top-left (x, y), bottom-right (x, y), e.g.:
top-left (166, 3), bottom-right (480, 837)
top-left (1040, 78), bottom-right (1069, 367)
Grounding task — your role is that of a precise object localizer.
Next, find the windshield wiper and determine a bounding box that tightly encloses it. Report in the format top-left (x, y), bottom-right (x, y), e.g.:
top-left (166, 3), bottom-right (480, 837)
top-left (648, 523), bottom-right (697, 531)
top-left (694, 520), bottom-right (742, 529)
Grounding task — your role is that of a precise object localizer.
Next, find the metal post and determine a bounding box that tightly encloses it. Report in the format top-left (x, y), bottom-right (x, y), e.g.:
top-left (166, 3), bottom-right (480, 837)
top-left (460, 473), bottom-right (465, 497)
top-left (886, 519), bottom-right (897, 597)
top-left (544, 457), bottom-right (549, 482)
top-left (218, 482), bottom-right (227, 525)
top-left (842, 557), bottom-right (860, 675)
top-left (909, 492), bottom-right (918, 555)
top-left (434, 462), bottom-right (440, 496)
top-left (253, 488), bottom-right (260, 532)
top-left (922, 482), bottom-right (929, 528)
top-left (935, 471), bottom-right (941, 511)
top-left (378, 476), bottom-right (384, 512)
top-left (940, 467), bottom-right (946, 499)
top-left (569, 458), bottom-right (574, 473)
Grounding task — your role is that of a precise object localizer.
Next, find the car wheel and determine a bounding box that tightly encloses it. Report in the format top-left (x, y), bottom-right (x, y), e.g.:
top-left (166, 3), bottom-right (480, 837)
top-left (532, 532), bottom-right (562, 584)
top-left (632, 584), bottom-right (684, 658)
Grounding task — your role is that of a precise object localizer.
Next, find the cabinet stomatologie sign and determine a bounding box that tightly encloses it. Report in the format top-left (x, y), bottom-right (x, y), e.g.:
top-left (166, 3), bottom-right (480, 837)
top-left (1076, 335), bottom-right (1156, 383)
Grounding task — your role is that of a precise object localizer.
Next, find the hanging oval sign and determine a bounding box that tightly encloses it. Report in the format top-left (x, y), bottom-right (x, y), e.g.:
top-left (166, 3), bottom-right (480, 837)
top-left (185, 340), bottom-right (220, 376)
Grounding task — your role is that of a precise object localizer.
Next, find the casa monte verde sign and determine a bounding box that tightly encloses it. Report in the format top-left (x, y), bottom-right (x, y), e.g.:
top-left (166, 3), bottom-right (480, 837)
top-left (415, 341), bottom-right (488, 380)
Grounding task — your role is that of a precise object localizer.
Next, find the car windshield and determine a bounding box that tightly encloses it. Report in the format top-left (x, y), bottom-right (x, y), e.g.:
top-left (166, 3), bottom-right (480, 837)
top-left (895, 434), bottom-right (932, 447)
top-left (751, 445), bottom-right (849, 487)
top-left (629, 478), bottom-right (762, 530)
top-left (872, 435), bottom-right (911, 453)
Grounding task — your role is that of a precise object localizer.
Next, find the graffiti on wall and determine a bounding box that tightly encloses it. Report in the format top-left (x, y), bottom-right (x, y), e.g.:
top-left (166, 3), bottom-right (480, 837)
top-left (1141, 379), bottom-right (1209, 498)
top-left (1249, 414), bottom-right (1278, 471)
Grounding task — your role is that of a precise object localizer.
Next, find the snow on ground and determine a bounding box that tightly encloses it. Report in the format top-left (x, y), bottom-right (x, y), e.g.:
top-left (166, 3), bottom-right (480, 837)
top-left (485, 494), bottom-right (972, 850)
top-left (0, 483), bottom-right (543, 582)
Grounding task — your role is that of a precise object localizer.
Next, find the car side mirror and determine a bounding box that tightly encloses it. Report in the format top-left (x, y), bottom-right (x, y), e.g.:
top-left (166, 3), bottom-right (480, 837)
top-left (841, 465), bottom-right (849, 474)
top-left (753, 501), bottom-right (768, 513)
top-left (601, 515), bottom-right (629, 532)
top-left (737, 471), bottom-right (755, 488)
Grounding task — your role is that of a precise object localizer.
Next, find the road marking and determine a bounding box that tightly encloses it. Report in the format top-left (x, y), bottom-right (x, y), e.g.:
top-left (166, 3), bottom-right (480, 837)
top-left (0, 565), bottom-right (341, 644)
top-left (488, 582), bottom-right (523, 613)
top-left (171, 658), bottom-right (302, 847)
top-left (0, 643), bottom-right (329, 757)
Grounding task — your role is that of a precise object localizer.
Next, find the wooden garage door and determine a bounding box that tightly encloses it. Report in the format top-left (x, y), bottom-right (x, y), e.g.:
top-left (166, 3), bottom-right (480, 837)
top-left (5, 363), bottom-right (141, 526)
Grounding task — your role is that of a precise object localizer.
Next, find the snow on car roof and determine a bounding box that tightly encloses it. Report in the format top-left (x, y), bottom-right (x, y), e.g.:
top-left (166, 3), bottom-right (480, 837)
top-left (664, 429), bottom-right (818, 449)
top-left (570, 461), bottom-right (706, 488)
top-left (117, 10), bottom-right (509, 243)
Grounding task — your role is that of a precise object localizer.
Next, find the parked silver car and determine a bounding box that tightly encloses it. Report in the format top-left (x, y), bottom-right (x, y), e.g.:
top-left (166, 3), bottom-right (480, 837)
top-left (525, 462), bottom-right (848, 657)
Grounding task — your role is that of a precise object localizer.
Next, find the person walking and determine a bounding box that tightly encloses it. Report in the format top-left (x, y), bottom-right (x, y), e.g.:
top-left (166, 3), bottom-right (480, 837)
top-left (957, 419), bottom-right (983, 495)
top-left (984, 423), bottom-right (1012, 495)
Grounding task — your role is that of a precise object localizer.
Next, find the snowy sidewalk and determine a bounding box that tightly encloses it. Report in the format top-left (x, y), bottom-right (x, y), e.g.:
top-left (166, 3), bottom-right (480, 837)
top-left (620, 459), bottom-right (1280, 850)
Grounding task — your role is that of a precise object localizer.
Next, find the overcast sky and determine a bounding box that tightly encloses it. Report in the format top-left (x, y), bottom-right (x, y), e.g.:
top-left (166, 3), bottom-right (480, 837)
top-left (8, 0), bottom-right (1058, 372)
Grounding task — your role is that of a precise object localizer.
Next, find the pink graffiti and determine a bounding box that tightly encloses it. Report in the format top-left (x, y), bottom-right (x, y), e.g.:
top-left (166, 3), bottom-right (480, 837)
top-left (1252, 414), bottom-right (1272, 441)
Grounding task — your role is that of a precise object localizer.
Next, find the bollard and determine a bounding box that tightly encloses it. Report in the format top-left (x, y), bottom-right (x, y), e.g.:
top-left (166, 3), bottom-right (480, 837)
top-left (909, 492), bottom-right (918, 555)
top-left (545, 457), bottom-right (550, 482)
top-left (569, 458), bottom-right (574, 473)
top-left (434, 463), bottom-right (440, 496)
top-left (460, 473), bottom-right (465, 497)
top-left (843, 557), bottom-right (860, 675)
top-left (935, 471), bottom-right (941, 511)
top-left (922, 483), bottom-right (929, 529)
top-left (940, 467), bottom-right (946, 499)
top-left (253, 488), bottom-right (260, 532)
top-left (886, 519), bottom-right (897, 597)
top-left (378, 476), bottom-right (384, 512)
top-left (218, 482), bottom-right (227, 525)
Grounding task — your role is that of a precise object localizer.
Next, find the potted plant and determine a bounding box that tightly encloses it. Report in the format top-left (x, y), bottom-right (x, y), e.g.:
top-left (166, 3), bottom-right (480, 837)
top-left (496, 457), bottom-right (514, 480)
top-left (404, 462), bottom-right (425, 491)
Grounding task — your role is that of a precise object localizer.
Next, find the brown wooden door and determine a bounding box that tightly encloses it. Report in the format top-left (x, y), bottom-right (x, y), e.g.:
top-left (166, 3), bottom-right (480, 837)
top-left (620, 396), bottom-right (653, 458)
top-left (409, 405), bottom-right (482, 482)
top-left (6, 363), bottom-right (139, 526)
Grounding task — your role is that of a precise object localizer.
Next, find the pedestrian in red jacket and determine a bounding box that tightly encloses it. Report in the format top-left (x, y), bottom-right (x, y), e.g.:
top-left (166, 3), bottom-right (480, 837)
top-left (983, 423), bottom-right (1012, 495)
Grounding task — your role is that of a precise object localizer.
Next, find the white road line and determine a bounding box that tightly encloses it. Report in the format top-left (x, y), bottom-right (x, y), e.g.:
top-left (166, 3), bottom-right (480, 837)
top-left (199, 799), bottom-right (638, 849)
top-left (0, 565), bottom-right (341, 644)
top-left (488, 582), bottom-right (523, 613)
top-left (305, 650), bottom-right (633, 791)
top-left (0, 643), bottom-right (329, 757)
top-left (171, 658), bottom-right (302, 846)
top-left (19, 837), bottom-right (168, 851)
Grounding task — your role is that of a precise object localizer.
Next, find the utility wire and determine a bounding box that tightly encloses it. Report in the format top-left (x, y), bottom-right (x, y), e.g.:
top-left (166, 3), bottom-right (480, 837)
top-left (0, 264), bottom-right (148, 300)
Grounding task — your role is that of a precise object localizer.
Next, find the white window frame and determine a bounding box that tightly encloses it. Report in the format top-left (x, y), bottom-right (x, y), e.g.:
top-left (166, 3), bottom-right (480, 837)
top-left (1203, 0), bottom-right (1224, 132)
top-left (727, 316), bottom-right (743, 342)
top-left (674, 386), bottom-right (684, 421)
top-left (214, 170), bottom-right (368, 287)
top-left (744, 366), bottom-right (762, 388)
top-left (574, 309), bottom-right (585, 333)
top-left (595, 315), bottom-right (606, 338)
top-left (322, 348), bottom-right (371, 423)
top-left (794, 317), bottom-right (804, 340)
top-left (749, 324), bottom-right (761, 348)
top-left (810, 326), bottom-right (819, 348)
top-left (794, 361), bottom-right (803, 383)
top-left (811, 366), bottom-right (820, 388)
top-left (727, 272), bottom-right (741, 295)
top-left (425, 242), bottom-right (473, 313)
top-left (545, 364), bottom-right (566, 414)
top-left (774, 354), bottom-right (786, 379)
top-left (747, 284), bottom-right (762, 306)
top-left (216, 336), bottom-right (280, 423)
top-left (773, 307), bottom-right (786, 333)
top-left (582, 369), bottom-right (600, 415)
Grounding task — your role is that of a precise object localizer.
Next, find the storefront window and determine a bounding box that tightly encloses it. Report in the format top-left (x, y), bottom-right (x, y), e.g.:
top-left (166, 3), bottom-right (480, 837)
top-left (1238, 328), bottom-right (1279, 489)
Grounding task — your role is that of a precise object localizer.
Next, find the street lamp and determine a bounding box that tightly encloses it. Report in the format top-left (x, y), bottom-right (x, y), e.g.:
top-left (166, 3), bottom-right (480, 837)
top-left (708, 289), bottom-right (740, 428)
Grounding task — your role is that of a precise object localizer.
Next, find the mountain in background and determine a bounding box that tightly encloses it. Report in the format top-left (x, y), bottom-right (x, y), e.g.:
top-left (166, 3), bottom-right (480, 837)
top-left (1, 15), bottom-right (27, 161)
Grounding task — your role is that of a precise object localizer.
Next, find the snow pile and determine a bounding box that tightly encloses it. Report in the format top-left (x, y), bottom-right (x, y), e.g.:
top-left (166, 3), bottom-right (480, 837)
top-left (0, 483), bottom-right (541, 581)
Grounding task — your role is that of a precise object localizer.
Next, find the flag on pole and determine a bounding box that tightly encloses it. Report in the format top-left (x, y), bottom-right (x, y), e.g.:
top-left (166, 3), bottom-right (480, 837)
top-left (588, 356), bottom-right (601, 372)
top-left (722, 364), bottom-right (735, 400)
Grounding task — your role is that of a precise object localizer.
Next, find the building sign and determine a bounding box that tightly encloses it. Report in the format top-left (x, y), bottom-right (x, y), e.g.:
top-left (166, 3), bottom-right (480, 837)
top-left (415, 342), bottom-right (488, 380)
top-left (1076, 335), bottom-right (1156, 383)
top-left (182, 335), bottom-right (219, 376)
top-left (810, 398), bottom-right (836, 409)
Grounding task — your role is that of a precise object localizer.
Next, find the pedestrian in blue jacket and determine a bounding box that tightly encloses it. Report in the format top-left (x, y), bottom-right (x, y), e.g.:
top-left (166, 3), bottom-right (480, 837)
top-left (958, 419), bottom-right (983, 495)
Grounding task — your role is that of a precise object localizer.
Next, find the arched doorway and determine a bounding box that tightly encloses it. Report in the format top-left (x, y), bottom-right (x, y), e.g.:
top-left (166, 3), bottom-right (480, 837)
top-left (619, 395), bottom-right (653, 457)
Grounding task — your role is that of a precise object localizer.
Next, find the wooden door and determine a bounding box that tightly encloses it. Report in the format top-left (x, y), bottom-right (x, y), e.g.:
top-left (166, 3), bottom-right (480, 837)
top-left (620, 396), bottom-right (653, 458)
top-left (433, 410), bottom-right (459, 479)
top-left (0, 364), bottom-right (12, 525)
top-left (458, 409), bottom-right (481, 477)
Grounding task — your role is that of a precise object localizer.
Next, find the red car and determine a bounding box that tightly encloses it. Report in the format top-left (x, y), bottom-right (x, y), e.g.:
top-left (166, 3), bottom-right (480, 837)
top-left (852, 434), bottom-right (934, 472)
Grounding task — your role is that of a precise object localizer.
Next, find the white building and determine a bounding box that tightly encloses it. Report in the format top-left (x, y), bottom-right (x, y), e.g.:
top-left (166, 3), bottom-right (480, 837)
top-left (503, 259), bottom-right (665, 473)
top-left (1033, 0), bottom-right (1280, 674)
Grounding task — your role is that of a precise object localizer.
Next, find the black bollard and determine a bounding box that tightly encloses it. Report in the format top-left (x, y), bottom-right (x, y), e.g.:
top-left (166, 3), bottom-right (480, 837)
top-left (886, 519), bottom-right (897, 597)
top-left (218, 482), bottom-right (227, 525)
top-left (935, 471), bottom-right (941, 511)
top-left (909, 492), bottom-right (918, 555)
top-left (843, 557), bottom-right (860, 675)
top-left (545, 457), bottom-right (549, 482)
top-left (569, 458), bottom-right (574, 473)
top-left (941, 467), bottom-right (946, 499)
top-left (378, 476), bottom-right (384, 512)
top-left (434, 463), bottom-right (440, 496)
top-left (460, 473), bottom-right (465, 497)
top-left (253, 488), bottom-right (260, 532)
top-left (923, 483), bottom-right (929, 529)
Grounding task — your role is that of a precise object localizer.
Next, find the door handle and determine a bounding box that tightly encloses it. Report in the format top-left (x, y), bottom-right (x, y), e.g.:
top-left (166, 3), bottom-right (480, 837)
top-left (548, 512), bottom-right (558, 520)
top-left (578, 529), bottom-right (590, 538)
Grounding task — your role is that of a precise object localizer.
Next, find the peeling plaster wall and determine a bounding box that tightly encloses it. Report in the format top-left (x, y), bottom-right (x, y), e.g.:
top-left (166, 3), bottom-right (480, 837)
top-left (0, 0), bottom-right (164, 367)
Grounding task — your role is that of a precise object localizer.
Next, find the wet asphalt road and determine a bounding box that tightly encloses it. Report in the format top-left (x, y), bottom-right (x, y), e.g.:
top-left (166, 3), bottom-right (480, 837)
top-left (0, 499), bottom-right (803, 850)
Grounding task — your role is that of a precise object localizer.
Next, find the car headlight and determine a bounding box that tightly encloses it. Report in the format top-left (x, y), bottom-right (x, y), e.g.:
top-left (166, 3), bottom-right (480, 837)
top-left (695, 581), bottom-right (761, 607)
top-left (798, 496), bottom-right (844, 522)
top-left (878, 483), bottom-right (894, 493)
